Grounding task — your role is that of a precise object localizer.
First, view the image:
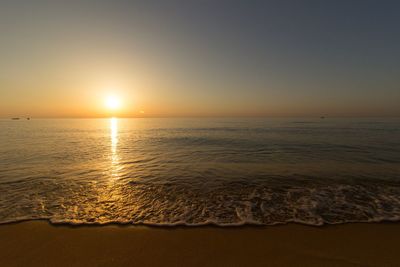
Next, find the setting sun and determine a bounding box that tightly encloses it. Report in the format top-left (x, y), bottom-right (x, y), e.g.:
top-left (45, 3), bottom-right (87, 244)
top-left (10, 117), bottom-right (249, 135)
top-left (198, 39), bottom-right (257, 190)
top-left (105, 95), bottom-right (121, 110)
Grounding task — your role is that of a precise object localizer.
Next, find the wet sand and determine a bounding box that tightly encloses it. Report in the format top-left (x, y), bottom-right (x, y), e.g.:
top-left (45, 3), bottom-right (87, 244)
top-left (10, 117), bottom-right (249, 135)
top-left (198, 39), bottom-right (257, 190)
top-left (0, 221), bottom-right (399, 266)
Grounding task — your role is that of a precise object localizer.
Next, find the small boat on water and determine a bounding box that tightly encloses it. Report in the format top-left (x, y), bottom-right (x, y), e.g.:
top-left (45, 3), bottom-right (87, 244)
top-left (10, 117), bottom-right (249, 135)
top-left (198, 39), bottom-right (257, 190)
top-left (11, 118), bottom-right (20, 120)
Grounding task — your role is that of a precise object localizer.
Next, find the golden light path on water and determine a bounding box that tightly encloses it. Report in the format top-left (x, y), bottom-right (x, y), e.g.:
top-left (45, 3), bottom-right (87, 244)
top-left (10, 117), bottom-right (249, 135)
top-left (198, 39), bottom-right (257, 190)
top-left (110, 117), bottom-right (121, 180)
top-left (87, 117), bottom-right (126, 223)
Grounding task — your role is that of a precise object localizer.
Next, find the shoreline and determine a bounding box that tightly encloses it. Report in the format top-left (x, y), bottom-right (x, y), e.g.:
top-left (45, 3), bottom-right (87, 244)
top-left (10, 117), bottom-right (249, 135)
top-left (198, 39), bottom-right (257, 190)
top-left (2, 218), bottom-right (400, 228)
top-left (1, 221), bottom-right (400, 266)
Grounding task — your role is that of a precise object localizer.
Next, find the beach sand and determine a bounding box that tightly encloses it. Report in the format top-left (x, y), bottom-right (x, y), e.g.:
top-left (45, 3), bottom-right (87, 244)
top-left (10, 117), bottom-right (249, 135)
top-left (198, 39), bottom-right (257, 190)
top-left (0, 221), bottom-right (399, 266)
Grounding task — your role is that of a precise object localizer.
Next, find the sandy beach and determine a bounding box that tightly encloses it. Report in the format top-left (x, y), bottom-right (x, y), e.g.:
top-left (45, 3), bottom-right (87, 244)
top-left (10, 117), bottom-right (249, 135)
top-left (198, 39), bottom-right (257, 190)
top-left (0, 221), bottom-right (399, 266)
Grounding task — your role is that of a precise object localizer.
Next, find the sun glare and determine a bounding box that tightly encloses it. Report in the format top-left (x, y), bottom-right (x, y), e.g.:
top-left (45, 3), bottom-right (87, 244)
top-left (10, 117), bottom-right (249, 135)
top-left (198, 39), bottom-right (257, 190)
top-left (105, 95), bottom-right (121, 110)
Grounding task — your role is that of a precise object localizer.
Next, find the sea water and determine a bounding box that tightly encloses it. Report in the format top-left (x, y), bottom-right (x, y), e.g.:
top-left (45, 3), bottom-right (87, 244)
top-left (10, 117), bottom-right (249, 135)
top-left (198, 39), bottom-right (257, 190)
top-left (0, 118), bottom-right (399, 225)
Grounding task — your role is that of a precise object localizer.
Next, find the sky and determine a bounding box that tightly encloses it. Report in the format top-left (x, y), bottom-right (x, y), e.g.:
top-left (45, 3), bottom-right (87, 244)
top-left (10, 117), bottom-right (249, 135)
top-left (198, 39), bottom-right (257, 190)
top-left (0, 0), bottom-right (399, 118)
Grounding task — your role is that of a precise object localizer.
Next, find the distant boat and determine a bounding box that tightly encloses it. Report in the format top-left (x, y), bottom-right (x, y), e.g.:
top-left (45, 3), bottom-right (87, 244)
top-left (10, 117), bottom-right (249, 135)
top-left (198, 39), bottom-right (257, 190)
top-left (11, 118), bottom-right (20, 120)
top-left (27, 117), bottom-right (30, 120)
top-left (320, 116), bottom-right (325, 119)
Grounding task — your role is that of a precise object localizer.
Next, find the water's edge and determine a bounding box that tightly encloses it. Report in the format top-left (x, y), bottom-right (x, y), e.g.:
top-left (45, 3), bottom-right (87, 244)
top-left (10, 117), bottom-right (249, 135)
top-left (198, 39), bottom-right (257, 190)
top-left (1, 217), bottom-right (400, 228)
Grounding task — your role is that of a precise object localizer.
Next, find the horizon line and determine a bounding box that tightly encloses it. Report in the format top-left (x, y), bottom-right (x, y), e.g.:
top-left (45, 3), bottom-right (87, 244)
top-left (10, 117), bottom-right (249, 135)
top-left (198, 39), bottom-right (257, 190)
top-left (1, 115), bottom-right (400, 119)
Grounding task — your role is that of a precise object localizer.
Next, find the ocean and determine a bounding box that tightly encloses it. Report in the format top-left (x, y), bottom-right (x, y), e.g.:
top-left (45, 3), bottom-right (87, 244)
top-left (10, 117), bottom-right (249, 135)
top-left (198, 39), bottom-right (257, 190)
top-left (0, 118), bottom-right (399, 226)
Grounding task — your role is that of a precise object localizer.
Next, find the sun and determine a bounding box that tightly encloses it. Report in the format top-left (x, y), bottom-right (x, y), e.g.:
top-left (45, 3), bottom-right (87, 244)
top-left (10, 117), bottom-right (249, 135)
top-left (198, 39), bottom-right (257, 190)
top-left (105, 95), bottom-right (121, 110)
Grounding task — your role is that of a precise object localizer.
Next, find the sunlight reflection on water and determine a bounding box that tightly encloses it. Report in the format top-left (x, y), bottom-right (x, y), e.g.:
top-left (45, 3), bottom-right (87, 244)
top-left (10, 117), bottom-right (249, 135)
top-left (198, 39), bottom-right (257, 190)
top-left (110, 117), bottom-right (121, 180)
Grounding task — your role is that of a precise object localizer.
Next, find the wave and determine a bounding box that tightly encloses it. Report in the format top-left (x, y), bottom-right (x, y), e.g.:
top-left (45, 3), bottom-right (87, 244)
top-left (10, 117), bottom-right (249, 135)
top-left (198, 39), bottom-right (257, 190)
top-left (2, 178), bottom-right (400, 227)
top-left (2, 215), bottom-right (400, 227)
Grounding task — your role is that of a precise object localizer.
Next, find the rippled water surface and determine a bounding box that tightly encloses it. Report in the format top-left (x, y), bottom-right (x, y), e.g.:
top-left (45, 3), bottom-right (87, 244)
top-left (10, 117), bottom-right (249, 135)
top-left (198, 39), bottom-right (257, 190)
top-left (1, 118), bottom-right (400, 225)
